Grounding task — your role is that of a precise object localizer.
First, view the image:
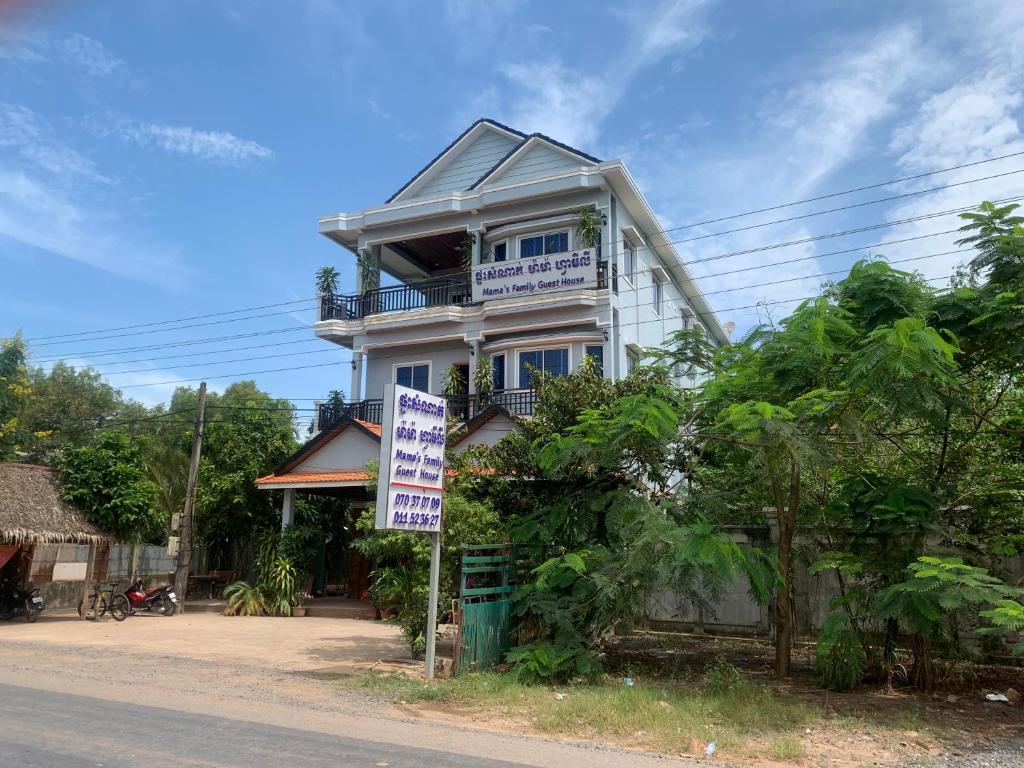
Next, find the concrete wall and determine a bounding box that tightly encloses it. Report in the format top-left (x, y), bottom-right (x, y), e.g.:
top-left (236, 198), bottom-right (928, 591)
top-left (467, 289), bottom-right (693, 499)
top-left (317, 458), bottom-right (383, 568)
top-left (646, 527), bottom-right (1024, 651)
top-left (28, 543), bottom-right (179, 609)
top-left (364, 341), bottom-right (471, 400)
top-left (295, 425), bottom-right (380, 472)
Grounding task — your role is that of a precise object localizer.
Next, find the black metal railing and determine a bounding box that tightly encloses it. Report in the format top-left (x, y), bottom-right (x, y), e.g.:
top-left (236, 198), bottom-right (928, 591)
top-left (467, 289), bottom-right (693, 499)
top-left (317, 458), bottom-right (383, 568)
top-left (320, 261), bottom-right (612, 322)
top-left (316, 388), bottom-right (540, 431)
top-left (320, 275), bottom-right (474, 321)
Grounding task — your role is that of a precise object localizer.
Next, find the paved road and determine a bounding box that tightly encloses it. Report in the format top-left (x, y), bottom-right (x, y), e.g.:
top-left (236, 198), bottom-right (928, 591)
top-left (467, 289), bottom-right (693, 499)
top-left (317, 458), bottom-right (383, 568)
top-left (0, 683), bottom-right (528, 768)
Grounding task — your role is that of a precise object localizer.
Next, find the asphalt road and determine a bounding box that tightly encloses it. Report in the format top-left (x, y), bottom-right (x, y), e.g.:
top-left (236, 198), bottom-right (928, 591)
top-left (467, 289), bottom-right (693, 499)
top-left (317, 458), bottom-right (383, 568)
top-left (0, 683), bottom-right (529, 768)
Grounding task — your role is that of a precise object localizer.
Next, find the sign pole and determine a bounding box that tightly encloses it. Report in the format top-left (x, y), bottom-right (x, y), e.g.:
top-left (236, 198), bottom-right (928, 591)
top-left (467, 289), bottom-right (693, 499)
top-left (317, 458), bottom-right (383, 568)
top-left (424, 531), bottom-right (442, 679)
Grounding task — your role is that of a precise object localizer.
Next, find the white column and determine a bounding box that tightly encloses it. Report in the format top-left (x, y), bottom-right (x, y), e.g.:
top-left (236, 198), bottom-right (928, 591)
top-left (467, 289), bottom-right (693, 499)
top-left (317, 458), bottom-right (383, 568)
top-left (350, 351), bottom-right (363, 401)
top-left (467, 340), bottom-right (479, 395)
top-left (281, 489), bottom-right (296, 531)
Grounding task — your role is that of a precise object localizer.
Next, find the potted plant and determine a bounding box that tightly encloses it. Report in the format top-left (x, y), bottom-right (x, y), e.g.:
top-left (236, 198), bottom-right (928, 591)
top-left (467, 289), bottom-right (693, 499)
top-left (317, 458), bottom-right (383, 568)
top-left (291, 592), bottom-right (310, 617)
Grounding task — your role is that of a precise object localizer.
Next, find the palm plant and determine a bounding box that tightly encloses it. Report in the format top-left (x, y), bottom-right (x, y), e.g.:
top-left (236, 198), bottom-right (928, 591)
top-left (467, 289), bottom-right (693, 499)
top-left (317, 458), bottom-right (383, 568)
top-left (223, 580), bottom-right (268, 616)
top-left (575, 207), bottom-right (601, 250)
top-left (357, 250), bottom-right (379, 294)
top-left (315, 265), bottom-right (340, 295)
top-left (474, 358), bottom-right (494, 404)
top-left (442, 365), bottom-right (467, 396)
top-left (459, 234), bottom-right (474, 272)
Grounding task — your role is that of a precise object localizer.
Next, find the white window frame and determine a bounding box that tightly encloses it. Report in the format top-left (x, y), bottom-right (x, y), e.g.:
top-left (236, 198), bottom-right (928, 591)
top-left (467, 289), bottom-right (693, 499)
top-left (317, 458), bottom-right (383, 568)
top-left (516, 345), bottom-right (572, 388)
top-left (489, 239), bottom-right (508, 263)
top-left (626, 346), bottom-right (641, 376)
top-left (653, 277), bottom-right (665, 317)
top-left (392, 360), bottom-right (432, 393)
top-left (621, 232), bottom-right (637, 286)
top-left (515, 229), bottom-right (571, 261)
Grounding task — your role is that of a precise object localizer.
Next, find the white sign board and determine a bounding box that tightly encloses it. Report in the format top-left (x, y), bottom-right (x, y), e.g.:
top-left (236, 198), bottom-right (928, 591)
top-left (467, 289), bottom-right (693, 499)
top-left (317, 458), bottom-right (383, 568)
top-left (375, 384), bottom-right (445, 533)
top-left (52, 562), bottom-right (88, 582)
top-left (471, 249), bottom-right (598, 303)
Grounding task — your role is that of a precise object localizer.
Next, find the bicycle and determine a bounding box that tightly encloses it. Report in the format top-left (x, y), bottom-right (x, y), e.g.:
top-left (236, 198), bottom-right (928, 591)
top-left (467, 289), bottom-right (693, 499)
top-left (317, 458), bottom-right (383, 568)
top-left (77, 580), bottom-right (130, 621)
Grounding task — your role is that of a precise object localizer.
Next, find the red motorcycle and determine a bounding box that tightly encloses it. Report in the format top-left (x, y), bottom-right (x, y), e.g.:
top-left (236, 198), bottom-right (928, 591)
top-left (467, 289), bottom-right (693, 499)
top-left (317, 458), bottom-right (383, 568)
top-left (125, 576), bottom-right (177, 616)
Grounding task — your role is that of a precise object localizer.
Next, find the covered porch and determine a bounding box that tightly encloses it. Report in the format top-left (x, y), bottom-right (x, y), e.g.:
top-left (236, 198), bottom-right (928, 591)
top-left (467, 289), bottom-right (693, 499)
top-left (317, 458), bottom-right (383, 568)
top-left (255, 417), bottom-right (382, 604)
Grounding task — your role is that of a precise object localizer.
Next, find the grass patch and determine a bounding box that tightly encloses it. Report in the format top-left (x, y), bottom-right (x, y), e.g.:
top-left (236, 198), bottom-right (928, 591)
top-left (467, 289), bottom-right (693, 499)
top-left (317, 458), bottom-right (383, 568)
top-left (769, 735), bottom-right (807, 760)
top-left (342, 669), bottom-right (816, 757)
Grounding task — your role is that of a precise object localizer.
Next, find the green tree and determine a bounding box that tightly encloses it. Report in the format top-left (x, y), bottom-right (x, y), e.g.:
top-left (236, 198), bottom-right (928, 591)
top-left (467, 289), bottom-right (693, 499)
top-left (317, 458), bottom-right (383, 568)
top-left (0, 333), bottom-right (31, 460)
top-left (315, 265), bottom-right (340, 295)
top-left (57, 430), bottom-right (161, 542)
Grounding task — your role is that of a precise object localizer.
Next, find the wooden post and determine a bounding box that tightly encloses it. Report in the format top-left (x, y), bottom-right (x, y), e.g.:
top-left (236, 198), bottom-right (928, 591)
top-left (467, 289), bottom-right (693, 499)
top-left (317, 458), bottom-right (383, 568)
top-left (80, 542), bottom-right (96, 620)
top-left (173, 382), bottom-right (207, 614)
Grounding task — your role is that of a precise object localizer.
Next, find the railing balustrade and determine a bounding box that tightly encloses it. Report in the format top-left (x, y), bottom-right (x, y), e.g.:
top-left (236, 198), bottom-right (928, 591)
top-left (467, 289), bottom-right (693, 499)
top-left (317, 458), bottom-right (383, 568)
top-left (316, 388), bottom-right (539, 431)
top-left (318, 260), bottom-right (610, 321)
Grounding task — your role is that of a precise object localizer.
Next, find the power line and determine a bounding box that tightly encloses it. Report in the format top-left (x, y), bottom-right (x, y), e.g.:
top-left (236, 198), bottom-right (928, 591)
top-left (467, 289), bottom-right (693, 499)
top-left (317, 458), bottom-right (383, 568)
top-left (30, 337), bottom-right (325, 367)
top-left (108, 271), bottom-right (959, 390)
top-left (99, 347), bottom-right (346, 377)
top-left (24, 297), bottom-right (318, 342)
top-left (20, 170), bottom-right (1018, 350)
top-left (29, 305), bottom-right (318, 348)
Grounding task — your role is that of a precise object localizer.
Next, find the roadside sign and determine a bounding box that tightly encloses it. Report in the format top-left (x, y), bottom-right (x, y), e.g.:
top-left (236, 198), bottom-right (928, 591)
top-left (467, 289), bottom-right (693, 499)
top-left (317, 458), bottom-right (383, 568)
top-left (375, 383), bottom-right (446, 679)
top-left (375, 384), bottom-right (445, 533)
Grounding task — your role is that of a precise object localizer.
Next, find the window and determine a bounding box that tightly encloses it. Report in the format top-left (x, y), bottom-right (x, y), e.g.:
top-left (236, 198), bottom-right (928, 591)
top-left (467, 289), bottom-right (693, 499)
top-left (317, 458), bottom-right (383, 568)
top-left (585, 344), bottom-right (604, 377)
top-left (519, 230), bottom-right (568, 259)
top-left (491, 353), bottom-right (506, 391)
top-left (653, 278), bottom-right (664, 316)
top-left (519, 348), bottom-right (569, 388)
top-left (622, 234), bottom-right (636, 281)
top-left (395, 363), bottom-right (429, 392)
top-left (626, 348), bottom-right (640, 375)
top-left (493, 241), bottom-right (507, 262)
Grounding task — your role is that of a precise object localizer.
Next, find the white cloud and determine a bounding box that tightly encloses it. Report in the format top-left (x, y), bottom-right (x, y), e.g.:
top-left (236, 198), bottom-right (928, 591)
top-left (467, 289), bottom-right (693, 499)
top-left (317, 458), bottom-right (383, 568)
top-left (0, 103), bottom-right (108, 181)
top-left (97, 119), bottom-right (274, 164)
top-left (444, 0), bottom-right (527, 60)
top-left (490, 0), bottom-right (713, 149)
top-left (55, 33), bottom-right (126, 77)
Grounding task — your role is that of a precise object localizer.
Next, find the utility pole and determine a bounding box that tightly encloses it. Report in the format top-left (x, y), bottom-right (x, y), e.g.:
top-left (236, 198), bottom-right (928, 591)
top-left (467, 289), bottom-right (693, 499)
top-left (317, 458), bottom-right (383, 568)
top-left (173, 382), bottom-right (207, 614)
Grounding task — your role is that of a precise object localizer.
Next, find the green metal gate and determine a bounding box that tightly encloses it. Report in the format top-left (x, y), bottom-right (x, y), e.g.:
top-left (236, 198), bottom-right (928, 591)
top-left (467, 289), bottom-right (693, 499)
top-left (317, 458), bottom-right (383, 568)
top-left (455, 544), bottom-right (515, 674)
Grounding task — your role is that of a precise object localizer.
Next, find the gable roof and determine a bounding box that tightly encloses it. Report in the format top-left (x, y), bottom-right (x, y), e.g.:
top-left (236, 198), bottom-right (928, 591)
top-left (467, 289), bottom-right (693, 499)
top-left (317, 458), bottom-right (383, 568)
top-left (448, 404), bottom-right (520, 447)
top-left (0, 463), bottom-right (109, 544)
top-left (273, 415), bottom-right (382, 476)
top-left (387, 118), bottom-right (600, 204)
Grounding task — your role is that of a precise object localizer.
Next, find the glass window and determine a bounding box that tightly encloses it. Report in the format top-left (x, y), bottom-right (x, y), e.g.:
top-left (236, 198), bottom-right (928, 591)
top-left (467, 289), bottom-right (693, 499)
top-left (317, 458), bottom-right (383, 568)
top-left (653, 279), bottom-right (664, 316)
top-left (493, 242), bottom-right (506, 262)
top-left (623, 235), bottom-right (636, 280)
top-left (585, 344), bottom-right (604, 376)
top-left (544, 231), bottom-right (568, 254)
top-left (626, 348), bottom-right (640, 376)
top-left (491, 353), bottom-right (505, 391)
top-left (519, 230), bottom-right (569, 259)
top-left (395, 363), bottom-right (429, 392)
top-left (519, 348), bottom-right (569, 388)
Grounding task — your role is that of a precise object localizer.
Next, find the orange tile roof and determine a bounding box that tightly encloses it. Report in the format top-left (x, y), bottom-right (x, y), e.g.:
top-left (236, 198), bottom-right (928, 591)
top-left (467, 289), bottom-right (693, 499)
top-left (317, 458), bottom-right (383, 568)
top-left (255, 470), bottom-right (371, 486)
top-left (353, 419), bottom-right (382, 437)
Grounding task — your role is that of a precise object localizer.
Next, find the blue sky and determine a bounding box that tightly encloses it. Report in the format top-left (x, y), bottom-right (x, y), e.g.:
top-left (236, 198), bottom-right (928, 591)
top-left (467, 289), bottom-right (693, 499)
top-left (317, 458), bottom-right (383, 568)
top-left (2, 1), bottom-right (1022, 411)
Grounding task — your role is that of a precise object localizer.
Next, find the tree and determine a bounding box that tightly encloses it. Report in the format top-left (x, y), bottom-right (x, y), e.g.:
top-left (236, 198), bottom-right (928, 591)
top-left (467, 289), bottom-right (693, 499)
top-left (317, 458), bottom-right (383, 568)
top-left (485, 363), bottom-right (771, 681)
top-left (57, 430), bottom-right (161, 542)
top-left (0, 333), bottom-right (31, 460)
top-left (193, 382), bottom-right (298, 571)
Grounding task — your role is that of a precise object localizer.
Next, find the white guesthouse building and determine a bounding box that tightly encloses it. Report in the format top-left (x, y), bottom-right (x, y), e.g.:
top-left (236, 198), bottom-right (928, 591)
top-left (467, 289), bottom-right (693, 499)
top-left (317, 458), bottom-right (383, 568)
top-left (256, 119), bottom-right (728, 519)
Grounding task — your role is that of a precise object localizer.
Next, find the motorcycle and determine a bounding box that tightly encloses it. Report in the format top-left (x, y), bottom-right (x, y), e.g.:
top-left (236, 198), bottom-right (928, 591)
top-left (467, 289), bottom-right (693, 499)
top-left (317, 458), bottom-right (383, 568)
top-left (0, 583), bottom-right (44, 622)
top-left (125, 576), bottom-right (177, 616)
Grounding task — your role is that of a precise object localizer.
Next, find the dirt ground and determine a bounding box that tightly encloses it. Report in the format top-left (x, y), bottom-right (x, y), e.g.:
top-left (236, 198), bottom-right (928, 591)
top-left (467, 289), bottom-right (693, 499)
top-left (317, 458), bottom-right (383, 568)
top-left (2, 611), bottom-right (1021, 767)
top-left (1, 609), bottom-right (413, 673)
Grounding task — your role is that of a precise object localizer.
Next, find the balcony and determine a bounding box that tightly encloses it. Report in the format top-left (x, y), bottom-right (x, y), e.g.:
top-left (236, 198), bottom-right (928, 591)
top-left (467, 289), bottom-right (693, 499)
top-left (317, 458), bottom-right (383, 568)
top-left (320, 275), bottom-right (474, 321)
top-left (319, 261), bottom-right (611, 322)
top-left (317, 388), bottom-right (540, 431)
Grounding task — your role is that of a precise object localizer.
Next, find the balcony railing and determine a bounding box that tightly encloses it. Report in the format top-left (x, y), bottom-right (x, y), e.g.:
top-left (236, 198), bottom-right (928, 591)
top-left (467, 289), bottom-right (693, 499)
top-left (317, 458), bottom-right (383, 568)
top-left (317, 388), bottom-right (540, 431)
top-left (320, 275), bottom-right (474, 321)
top-left (319, 261), bottom-right (610, 321)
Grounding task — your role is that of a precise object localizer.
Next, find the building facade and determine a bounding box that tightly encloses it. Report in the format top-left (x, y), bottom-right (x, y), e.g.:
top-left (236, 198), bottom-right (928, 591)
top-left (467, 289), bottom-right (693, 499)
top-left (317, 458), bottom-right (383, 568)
top-left (313, 118), bottom-right (728, 443)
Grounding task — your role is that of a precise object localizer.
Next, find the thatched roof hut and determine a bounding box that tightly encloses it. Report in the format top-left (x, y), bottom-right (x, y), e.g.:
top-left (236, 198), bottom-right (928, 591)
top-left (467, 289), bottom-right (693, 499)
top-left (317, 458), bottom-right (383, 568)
top-left (0, 462), bottom-right (108, 544)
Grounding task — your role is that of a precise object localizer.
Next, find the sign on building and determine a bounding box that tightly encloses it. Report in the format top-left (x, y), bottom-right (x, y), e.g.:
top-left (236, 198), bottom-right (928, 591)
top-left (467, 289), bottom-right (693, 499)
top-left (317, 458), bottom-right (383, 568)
top-left (375, 384), bottom-right (446, 533)
top-left (471, 249), bottom-right (598, 303)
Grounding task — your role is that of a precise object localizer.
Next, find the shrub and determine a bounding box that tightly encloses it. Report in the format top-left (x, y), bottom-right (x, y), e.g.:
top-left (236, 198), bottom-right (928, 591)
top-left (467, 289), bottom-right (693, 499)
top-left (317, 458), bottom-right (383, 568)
top-left (815, 613), bottom-right (867, 690)
top-left (705, 655), bottom-right (745, 696)
top-left (505, 642), bottom-right (601, 684)
top-left (223, 581), bottom-right (267, 616)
